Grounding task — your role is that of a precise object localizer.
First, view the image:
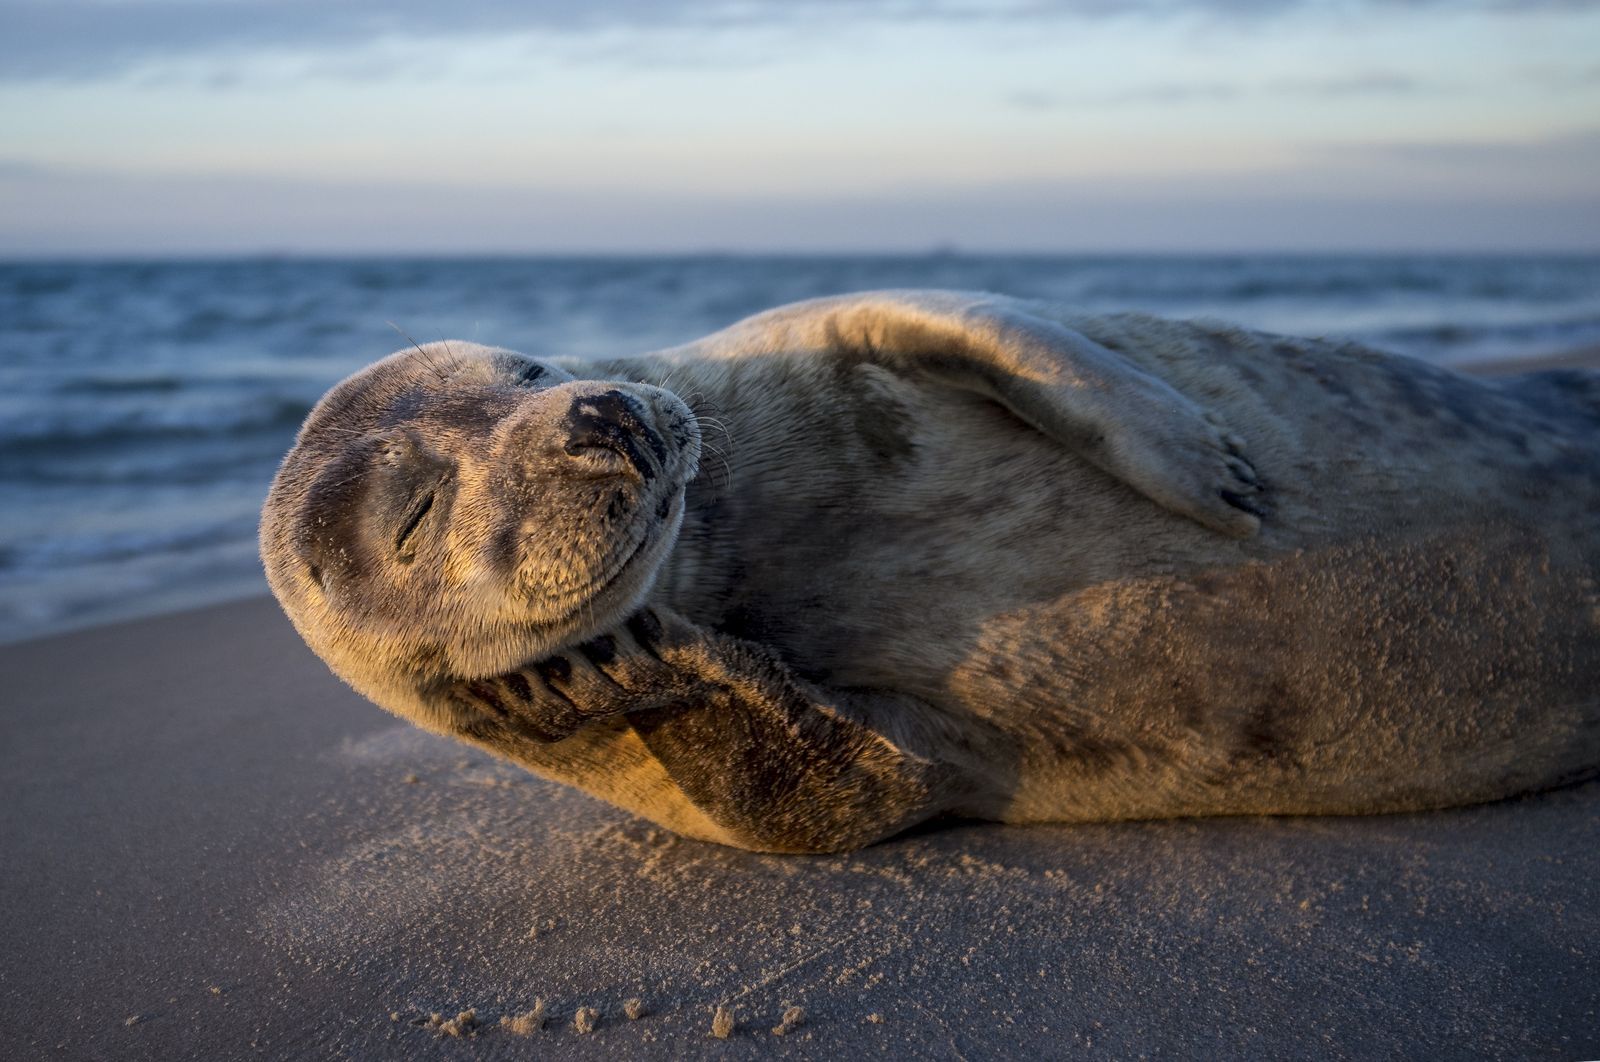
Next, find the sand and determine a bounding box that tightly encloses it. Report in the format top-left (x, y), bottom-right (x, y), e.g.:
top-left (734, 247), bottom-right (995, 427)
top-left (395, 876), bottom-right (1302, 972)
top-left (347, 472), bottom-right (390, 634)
top-left (4, 593), bottom-right (1598, 1060)
top-left (2, 353), bottom-right (1598, 1060)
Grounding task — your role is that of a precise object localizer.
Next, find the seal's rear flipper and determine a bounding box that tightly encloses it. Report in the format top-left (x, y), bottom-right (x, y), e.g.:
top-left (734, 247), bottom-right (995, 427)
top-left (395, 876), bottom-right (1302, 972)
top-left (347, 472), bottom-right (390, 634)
top-left (727, 290), bottom-right (1267, 537)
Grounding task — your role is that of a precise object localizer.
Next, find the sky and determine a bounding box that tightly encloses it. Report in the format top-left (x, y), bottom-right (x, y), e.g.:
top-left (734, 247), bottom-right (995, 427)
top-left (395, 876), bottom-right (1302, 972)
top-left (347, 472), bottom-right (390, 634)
top-left (1, 0), bottom-right (1599, 254)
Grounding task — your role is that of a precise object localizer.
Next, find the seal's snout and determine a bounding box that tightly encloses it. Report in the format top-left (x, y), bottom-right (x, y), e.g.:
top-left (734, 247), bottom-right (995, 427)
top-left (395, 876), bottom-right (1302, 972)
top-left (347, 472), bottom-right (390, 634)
top-left (562, 389), bottom-right (665, 481)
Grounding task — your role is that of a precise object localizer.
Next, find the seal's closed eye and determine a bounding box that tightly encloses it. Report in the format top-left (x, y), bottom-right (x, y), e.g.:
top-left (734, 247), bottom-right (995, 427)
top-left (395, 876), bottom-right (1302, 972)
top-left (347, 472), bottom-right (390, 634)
top-left (394, 492), bottom-right (435, 556)
top-left (366, 432), bottom-right (456, 565)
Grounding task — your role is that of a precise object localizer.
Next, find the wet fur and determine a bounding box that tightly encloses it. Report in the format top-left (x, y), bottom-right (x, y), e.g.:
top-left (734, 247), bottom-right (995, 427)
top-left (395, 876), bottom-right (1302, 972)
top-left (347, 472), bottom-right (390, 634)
top-left (261, 292), bottom-right (1600, 852)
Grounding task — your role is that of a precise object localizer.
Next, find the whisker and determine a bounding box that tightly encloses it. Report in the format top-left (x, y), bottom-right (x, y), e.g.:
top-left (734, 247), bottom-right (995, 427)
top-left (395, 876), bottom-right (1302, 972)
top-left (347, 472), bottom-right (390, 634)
top-left (696, 419), bottom-right (735, 452)
top-left (693, 435), bottom-right (733, 490)
top-left (440, 339), bottom-right (465, 374)
top-left (387, 320), bottom-right (449, 383)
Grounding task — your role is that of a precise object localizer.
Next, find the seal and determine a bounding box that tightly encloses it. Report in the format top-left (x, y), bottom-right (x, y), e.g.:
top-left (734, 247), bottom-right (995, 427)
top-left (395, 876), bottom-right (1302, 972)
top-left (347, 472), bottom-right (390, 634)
top-left (260, 290), bottom-right (1600, 853)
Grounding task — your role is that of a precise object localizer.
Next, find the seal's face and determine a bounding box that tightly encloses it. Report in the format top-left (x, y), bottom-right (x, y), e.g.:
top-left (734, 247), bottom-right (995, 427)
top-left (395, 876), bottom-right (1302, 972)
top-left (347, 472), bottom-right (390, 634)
top-left (261, 341), bottom-right (700, 729)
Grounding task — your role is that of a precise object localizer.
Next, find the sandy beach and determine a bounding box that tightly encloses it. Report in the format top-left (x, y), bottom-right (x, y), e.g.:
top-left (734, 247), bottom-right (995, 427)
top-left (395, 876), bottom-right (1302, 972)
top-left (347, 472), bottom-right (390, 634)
top-left (3, 354), bottom-right (1598, 1060)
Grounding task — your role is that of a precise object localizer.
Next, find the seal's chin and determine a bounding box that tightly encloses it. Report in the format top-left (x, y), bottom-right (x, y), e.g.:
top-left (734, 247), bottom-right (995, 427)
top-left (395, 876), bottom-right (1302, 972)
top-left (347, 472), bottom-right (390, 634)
top-left (582, 495), bottom-right (678, 615)
top-left (531, 483), bottom-right (688, 647)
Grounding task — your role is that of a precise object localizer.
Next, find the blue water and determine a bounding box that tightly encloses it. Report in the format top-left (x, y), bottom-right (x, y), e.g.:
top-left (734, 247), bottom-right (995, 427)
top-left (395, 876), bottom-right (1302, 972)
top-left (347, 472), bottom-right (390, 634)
top-left (3, 254), bottom-right (1599, 644)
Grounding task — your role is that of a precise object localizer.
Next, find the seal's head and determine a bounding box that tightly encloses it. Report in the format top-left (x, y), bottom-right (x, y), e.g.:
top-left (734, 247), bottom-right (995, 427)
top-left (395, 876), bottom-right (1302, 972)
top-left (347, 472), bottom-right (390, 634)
top-left (260, 341), bottom-right (700, 732)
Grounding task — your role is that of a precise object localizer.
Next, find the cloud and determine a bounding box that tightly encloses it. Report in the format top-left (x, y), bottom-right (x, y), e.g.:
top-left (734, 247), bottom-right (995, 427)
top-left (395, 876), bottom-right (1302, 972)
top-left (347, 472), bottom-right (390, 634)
top-left (0, 0), bottom-right (702, 80)
top-left (1012, 71), bottom-right (1422, 109)
top-left (1271, 72), bottom-right (1421, 96)
top-left (3, 0), bottom-right (1595, 82)
top-left (1097, 82), bottom-right (1244, 105)
top-left (3, 147), bottom-right (1595, 254)
top-left (0, 158), bottom-right (55, 178)
top-left (1340, 127), bottom-right (1600, 169)
top-left (1521, 61), bottom-right (1600, 87)
top-left (1303, 127), bottom-right (1600, 202)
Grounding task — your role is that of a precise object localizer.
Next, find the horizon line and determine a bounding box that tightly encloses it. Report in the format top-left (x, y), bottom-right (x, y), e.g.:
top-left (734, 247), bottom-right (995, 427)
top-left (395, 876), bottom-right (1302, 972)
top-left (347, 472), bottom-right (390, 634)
top-left (5, 247), bottom-right (1600, 262)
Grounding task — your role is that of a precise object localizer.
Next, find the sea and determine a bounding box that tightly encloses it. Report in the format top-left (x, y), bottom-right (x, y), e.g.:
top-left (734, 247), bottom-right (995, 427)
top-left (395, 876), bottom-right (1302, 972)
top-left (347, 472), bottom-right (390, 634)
top-left (3, 254), bottom-right (1599, 644)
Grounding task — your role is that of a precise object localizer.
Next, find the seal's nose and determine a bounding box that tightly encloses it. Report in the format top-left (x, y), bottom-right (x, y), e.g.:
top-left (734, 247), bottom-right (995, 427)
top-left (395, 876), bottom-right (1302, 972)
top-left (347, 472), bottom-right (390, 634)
top-left (563, 389), bottom-right (666, 479)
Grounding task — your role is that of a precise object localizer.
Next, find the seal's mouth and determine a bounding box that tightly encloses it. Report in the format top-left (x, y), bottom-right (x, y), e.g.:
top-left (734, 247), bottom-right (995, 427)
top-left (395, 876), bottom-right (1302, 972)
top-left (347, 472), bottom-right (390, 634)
top-left (588, 520), bottom-right (656, 598)
top-left (593, 484), bottom-right (684, 594)
top-left (529, 479), bottom-right (686, 633)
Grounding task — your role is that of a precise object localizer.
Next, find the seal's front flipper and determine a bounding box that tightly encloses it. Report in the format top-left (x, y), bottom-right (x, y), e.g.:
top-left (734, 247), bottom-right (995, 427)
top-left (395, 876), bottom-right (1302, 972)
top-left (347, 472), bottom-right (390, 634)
top-left (445, 612), bottom-right (708, 743)
top-left (619, 609), bottom-right (952, 853)
top-left (743, 290), bottom-right (1267, 537)
top-left (628, 693), bottom-right (943, 854)
top-left (443, 607), bottom-right (952, 852)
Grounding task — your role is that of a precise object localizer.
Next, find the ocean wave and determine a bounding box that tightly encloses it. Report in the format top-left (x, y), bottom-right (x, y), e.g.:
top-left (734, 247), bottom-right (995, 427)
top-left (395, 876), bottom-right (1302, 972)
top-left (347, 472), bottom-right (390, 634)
top-left (1087, 272), bottom-right (1449, 302)
top-left (0, 394), bottom-right (313, 450)
top-left (0, 514), bottom-right (260, 572)
top-left (1362, 314), bottom-right (1600, 360)
top-left (1048, 256), bottom-right (1600, 308)
top-left (57, 375), bottom-right (188, 395)
top-left (0, 447), bottom-right (284, 487)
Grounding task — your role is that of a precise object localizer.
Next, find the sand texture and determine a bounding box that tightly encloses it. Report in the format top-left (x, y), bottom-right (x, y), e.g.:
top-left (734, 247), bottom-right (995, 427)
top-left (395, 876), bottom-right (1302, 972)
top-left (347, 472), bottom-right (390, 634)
top-left (1, 596), bottom-right (1597, 1060)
